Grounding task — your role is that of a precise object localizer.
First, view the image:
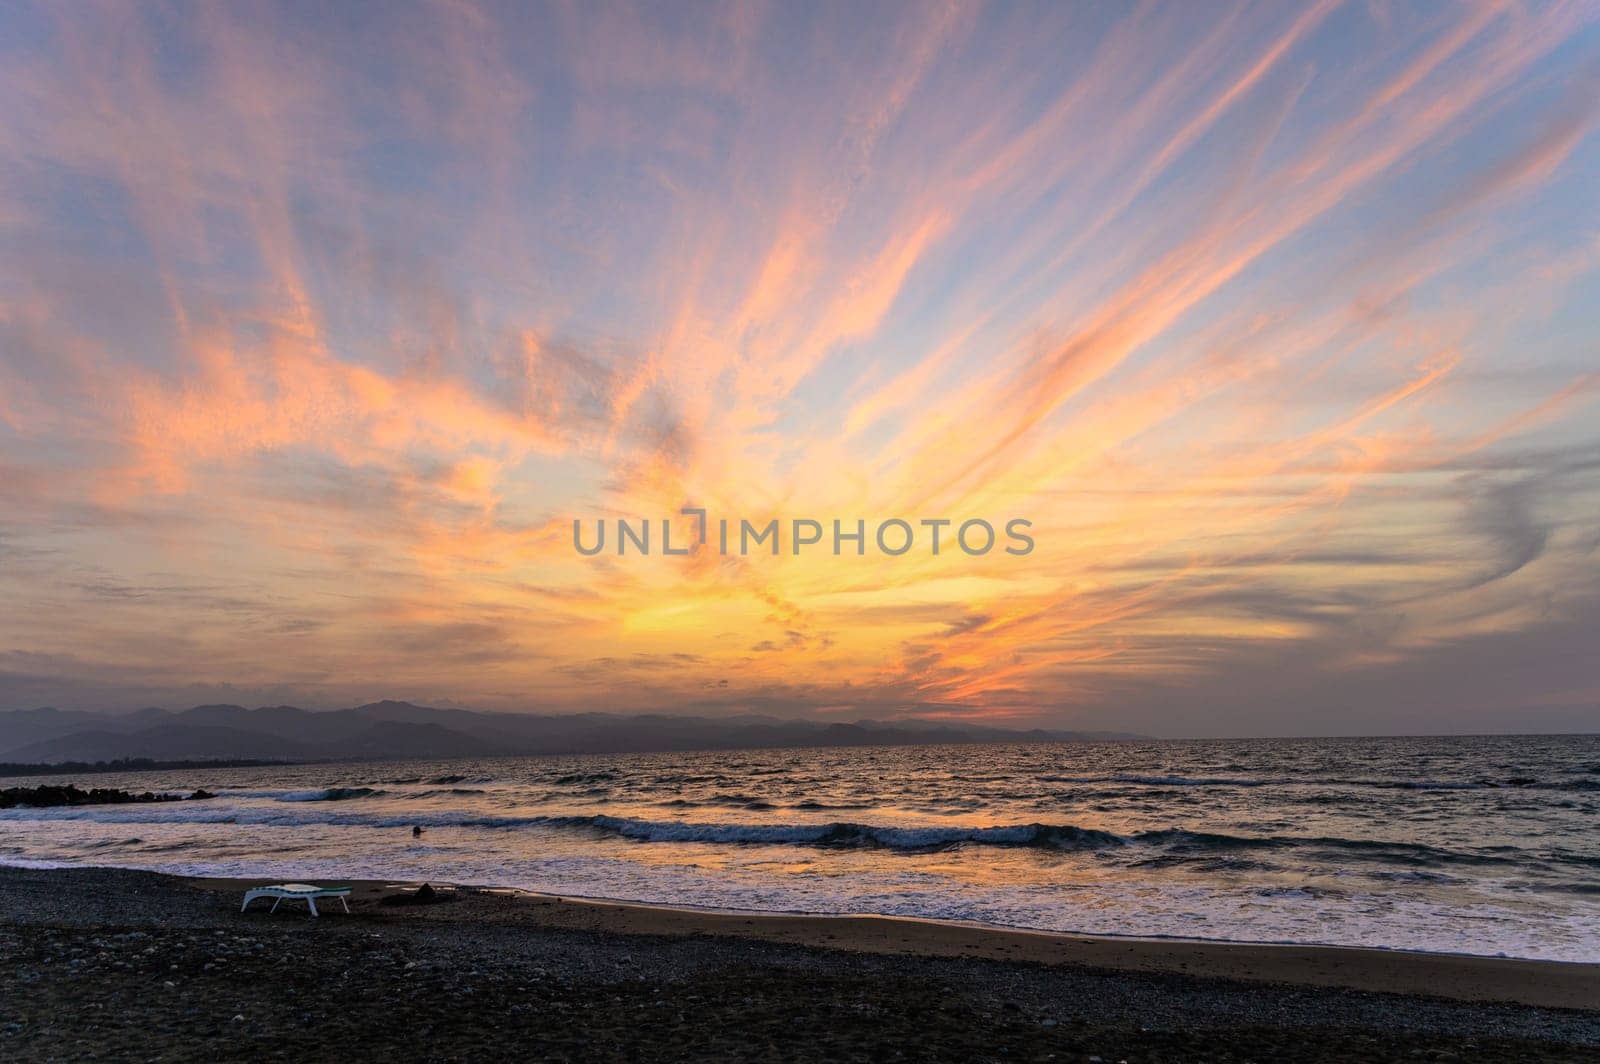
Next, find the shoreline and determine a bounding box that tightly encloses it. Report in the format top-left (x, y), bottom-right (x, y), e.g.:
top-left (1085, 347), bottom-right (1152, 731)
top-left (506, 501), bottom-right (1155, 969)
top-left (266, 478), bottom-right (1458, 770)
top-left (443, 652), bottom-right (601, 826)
top-left (2, 858), bottom-right (1595, 1006)
top-left (4, 864), bottom-right (1596, 1062)
top-left (3, 855), bottom-right (1590, 962)
top-left (504, 887), bottom-right (1594, 964)
top-left (181, 871), bottom-right (1596, 1010)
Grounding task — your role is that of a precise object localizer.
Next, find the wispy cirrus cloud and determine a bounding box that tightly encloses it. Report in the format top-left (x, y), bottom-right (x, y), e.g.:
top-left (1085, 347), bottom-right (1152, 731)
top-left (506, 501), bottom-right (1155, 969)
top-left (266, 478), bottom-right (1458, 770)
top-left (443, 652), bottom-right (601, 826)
top-left (0, 1), bottom-right (1596, 734)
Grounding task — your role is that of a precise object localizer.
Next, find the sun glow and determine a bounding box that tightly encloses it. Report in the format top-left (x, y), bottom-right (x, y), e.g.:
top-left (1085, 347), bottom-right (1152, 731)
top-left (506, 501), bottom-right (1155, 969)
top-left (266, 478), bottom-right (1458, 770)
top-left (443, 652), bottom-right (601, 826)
top-left (0, 1), bottom-right (1596, 734)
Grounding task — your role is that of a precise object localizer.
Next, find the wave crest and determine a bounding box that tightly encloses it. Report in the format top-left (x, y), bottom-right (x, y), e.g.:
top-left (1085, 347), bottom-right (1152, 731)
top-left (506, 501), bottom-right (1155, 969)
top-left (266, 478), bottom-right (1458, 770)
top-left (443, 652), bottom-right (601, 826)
top-left (568, 816), bottom-right (1130, 851)
top-left (276, 786), bottom-right (384, 803)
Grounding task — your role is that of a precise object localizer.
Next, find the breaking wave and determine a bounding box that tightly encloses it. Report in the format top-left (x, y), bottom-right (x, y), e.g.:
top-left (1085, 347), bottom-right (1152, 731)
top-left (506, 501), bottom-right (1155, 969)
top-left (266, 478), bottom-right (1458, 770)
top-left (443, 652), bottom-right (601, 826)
top-left (570, 816), bottom-right (1128, 850)
top-left (0, 803), bottom-right (1546, 868)
top-left (1038, 773), bottom-right (1576, 791)
top-left (274, 787), bottom-right (385, 802)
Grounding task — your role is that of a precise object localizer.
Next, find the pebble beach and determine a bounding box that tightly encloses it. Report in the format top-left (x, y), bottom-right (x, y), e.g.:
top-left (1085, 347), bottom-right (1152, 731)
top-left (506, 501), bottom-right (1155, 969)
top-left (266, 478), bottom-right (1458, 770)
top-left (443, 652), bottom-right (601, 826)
top-left (2, 865), bottom-right (1596, 1062)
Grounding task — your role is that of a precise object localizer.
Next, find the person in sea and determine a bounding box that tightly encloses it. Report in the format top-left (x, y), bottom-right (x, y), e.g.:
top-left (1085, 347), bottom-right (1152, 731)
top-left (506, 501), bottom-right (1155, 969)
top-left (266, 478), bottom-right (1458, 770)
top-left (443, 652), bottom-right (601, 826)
top-left (412, 825), bottom-right (423, 837)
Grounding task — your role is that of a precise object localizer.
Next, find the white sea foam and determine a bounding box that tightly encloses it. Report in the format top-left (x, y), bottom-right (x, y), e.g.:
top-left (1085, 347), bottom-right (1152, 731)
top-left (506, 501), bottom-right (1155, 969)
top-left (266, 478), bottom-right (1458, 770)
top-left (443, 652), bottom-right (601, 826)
top-left (3, 737), bottom-right (1595, 961)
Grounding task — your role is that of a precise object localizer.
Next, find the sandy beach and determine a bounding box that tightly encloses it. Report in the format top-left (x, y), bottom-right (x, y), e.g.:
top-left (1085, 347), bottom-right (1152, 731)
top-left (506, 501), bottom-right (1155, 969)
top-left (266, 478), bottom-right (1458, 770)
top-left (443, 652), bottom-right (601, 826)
top-left (1, 865), bottom-right (1595, 1062)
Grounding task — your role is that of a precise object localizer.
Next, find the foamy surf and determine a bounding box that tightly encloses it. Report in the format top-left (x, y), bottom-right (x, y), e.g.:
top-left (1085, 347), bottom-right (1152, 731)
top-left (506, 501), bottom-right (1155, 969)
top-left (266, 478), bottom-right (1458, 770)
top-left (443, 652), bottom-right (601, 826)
top-left (2, 735), bottom-right (1595, 962)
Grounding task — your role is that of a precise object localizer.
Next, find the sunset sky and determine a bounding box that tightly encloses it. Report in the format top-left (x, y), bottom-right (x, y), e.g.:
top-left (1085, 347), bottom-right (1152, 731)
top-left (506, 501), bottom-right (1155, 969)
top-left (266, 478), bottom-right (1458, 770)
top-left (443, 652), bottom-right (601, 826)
top-left (1, 1), bottom-right (1597, 736)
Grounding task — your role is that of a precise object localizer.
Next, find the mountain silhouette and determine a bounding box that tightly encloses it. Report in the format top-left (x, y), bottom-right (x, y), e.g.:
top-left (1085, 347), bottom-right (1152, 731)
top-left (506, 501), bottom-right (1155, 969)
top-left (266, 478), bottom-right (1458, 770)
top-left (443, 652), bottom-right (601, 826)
top-left (0, 701), bottom-right (1141, 764)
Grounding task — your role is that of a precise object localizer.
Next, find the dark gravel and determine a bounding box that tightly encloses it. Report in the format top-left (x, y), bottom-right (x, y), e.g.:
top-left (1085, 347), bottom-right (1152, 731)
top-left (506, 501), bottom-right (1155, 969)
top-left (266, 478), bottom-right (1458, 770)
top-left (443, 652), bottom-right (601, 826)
top-left (1, 866), bottom-right (1596, 1062)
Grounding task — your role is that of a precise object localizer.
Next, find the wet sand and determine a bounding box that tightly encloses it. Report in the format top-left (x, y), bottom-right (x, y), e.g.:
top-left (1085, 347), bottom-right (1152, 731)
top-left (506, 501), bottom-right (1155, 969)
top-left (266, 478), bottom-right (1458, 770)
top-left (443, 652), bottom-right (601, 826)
top-left (2, 865), bottom-right (1596, 1061)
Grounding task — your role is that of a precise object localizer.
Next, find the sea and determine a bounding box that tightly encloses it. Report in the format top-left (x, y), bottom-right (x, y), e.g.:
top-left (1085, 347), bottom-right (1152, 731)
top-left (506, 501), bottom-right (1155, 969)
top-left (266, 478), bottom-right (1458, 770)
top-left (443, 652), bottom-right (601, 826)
top-left (2, 735), bottom-right (1596, 961)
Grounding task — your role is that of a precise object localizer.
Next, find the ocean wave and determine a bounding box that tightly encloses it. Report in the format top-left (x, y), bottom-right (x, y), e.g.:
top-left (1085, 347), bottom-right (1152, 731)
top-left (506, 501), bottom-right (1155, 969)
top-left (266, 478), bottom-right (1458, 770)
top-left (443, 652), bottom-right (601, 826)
top-left (1138, 828), bottom-right (1522, 867)
top-left (567, 816), bottom-right (1129, 850)
top-left (658, 794), bottom-right (778, 811)
top-left (1359, 869), bottom-right (1461, 884)
top-left (0, 804), bottom-right (1575, 870)
top-left (398, 788), bottom-right (489, 799)
top-left (275, 787), bottom-right (385, 802)
top-left (1052, 773), bottom-right (1278, 788)
top-left (1037, 773), bottom-right (1580, 792)
top-left (552, 772), bottom-right (617, 785)
top-left (790, 800), bottom-right (877, 811)
top-left (552, 818), bottom-right (1520, 866)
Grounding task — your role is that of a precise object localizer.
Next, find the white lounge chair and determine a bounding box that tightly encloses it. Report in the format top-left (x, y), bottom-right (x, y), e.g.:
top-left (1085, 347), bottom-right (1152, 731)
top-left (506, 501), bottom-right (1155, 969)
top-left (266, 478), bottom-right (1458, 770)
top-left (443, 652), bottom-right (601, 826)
top-left (241, 883), bottom-right (352, 917)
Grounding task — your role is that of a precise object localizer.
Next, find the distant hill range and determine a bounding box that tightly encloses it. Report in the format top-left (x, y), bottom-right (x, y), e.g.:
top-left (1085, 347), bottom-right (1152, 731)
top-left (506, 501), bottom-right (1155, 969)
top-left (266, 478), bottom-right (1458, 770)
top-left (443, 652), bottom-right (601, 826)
top-left (0, 701), bottom-right (1142, 765)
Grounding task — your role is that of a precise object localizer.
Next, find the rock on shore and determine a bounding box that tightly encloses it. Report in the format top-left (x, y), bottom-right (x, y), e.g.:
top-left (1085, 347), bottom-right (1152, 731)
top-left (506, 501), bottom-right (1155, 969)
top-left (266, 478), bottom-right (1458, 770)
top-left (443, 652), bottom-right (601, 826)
top-left (0, 784), bottom-right (215, 809)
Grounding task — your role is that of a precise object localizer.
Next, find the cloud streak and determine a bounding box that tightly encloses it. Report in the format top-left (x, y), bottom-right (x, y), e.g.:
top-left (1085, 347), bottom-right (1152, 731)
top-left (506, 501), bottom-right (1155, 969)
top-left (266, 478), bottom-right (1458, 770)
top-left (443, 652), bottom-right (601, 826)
top-left (0, 0), bottom-right (1596, 734)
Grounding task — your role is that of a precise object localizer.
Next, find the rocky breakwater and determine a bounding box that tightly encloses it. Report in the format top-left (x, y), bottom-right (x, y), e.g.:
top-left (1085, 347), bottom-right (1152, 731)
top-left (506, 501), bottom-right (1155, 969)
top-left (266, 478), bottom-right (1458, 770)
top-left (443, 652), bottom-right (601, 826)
top-left (0, 784), bottom-right (216, 809)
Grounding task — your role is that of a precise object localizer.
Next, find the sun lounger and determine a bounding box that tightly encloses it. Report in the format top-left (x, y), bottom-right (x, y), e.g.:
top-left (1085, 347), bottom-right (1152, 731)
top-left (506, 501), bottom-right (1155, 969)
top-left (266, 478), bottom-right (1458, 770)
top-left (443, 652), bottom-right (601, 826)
top-left (241, 883), bottom-right (352, 916)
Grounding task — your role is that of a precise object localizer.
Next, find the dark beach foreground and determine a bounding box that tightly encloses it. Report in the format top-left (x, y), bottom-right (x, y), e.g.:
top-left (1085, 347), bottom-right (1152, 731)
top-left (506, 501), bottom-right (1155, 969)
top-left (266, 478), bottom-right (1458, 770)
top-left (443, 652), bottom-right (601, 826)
top-left (0, 866), bottom-right (1595, 1062)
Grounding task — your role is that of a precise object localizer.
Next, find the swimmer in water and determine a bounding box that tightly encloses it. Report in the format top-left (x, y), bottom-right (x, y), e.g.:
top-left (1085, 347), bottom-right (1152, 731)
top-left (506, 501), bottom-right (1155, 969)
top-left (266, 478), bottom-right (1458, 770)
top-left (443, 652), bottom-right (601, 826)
top-left (412, 825), bottom-right (423, 837)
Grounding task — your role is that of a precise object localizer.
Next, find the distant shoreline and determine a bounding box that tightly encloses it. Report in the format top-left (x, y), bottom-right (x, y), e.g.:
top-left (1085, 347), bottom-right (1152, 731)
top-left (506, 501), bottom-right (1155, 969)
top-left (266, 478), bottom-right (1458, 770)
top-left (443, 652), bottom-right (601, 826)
top-left (8, 703), bottom-right (1600, 769)
top-left (0, 757), bottom-right (290, 778)
top-left (0, 700), bottom-right (1147, 764)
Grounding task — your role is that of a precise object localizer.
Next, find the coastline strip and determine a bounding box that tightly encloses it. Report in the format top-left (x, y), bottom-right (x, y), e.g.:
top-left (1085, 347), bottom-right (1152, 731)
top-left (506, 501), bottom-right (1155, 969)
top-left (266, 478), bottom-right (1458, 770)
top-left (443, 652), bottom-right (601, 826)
top-left (177, 874), bottom-right (1600, 1010)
